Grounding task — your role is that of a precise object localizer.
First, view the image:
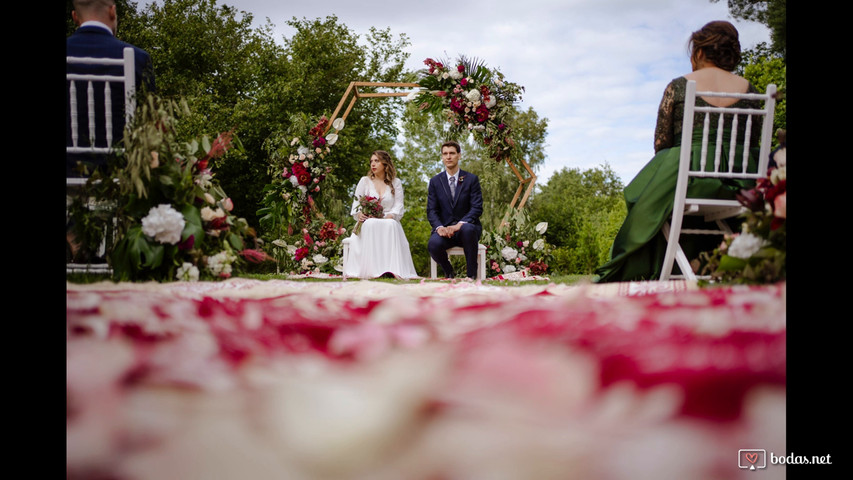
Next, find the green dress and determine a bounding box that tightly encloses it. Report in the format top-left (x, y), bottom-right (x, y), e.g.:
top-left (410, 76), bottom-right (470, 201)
top-left (595, 77), bottom-right (762, 283)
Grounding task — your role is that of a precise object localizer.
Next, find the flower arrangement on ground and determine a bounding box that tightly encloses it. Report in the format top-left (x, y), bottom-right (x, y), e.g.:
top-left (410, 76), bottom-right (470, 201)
top-left (353, 195), bottom-right (384, 235)
top-left (699, 141), bottom-right (786, 284)
top-left (68, 94), bottom-right (270, 282)
top-left (269, 214), bottom-right (348, 276)
top-left (412, 56), bottom-right (524, 164)
top-left (258, 113), bottom-right (343, 239)
top-left (480, 210), bottom-right (554, 277)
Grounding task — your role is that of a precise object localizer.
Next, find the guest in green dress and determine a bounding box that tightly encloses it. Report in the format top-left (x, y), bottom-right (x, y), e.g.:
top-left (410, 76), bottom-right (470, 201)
top-left (595, 20), bottom-right (764, 283)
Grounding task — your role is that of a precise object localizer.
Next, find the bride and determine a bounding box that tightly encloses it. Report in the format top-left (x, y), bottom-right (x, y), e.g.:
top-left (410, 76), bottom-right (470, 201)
top-left (342, 150), bottom-right (419, 279)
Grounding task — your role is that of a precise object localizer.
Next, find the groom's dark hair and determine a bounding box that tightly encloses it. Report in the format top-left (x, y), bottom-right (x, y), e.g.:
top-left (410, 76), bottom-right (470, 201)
top-left (441, 140), bottom-right (461, 153)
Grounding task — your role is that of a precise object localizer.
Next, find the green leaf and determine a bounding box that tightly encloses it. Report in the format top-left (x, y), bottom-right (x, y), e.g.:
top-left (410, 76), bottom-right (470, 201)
top-left (227, 232), bottom-right (244, 250)
top-left (180, 204), bottom-right (205, 245)
top-left (716, 255), bottom-right (747, 272)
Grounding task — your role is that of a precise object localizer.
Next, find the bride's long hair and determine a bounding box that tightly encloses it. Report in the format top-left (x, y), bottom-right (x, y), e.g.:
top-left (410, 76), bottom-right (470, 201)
top-left (367, 150), bottom-right (397, 196)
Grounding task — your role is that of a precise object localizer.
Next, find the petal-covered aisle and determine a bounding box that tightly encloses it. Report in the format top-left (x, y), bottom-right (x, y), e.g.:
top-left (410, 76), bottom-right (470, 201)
top-left (67, 279), bottom-right (786, 480)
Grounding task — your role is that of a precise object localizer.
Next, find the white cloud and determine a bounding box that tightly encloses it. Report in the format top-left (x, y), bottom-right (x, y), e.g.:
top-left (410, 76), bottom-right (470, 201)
top-left (173, 0), bottom-right (772, 185)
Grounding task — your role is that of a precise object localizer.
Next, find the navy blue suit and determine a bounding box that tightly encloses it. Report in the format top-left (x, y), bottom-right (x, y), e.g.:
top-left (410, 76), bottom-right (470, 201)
top-left (427, 169), bottom-right (483, 278)
top-left (66, 25), bottom-right (155, 177)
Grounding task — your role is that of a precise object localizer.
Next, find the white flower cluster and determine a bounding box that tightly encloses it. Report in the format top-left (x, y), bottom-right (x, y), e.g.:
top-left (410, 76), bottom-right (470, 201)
top-left (206, 250), bottom-right (237, 277)
top-left (141, 204), bottom-right (185, 245)
top-left (501, 246), bottom-right (518, 262)
top-left (201, 206), bottom-right (226, 222)
top-left (727, 233), bottom-right (769, 259)
top-left (175, 262), bottom-right (200, 282)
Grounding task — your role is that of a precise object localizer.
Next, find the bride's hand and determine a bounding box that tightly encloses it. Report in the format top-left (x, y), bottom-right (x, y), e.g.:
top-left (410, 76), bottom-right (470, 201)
top-left (357, 213), bottom-right (367, 222)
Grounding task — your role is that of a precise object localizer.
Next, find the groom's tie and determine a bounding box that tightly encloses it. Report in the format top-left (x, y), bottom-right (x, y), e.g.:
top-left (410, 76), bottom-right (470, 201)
top-left (449, 175), bottom-right (457, 200)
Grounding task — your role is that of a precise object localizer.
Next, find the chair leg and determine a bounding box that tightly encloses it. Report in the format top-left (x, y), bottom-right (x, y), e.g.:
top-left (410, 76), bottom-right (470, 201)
top-left (430, 258), bottom-right (437, 279)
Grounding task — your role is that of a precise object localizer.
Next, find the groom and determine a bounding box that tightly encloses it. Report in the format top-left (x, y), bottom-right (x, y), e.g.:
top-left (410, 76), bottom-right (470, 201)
top-left (427, 140), bottom-right (483, 279)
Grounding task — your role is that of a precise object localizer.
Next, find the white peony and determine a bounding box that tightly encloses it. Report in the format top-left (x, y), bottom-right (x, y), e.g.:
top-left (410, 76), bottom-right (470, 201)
top-left (313, 254), bottom-right (329, 265)
top-left (175, 262), bottom-right (199, 282)
top-left (141, 204), bottom-right (185, 245)
top-left (535, 222), bottom-right (548, 234)
top-left (727, 232), bottom-right (769, 259)
top-left (503, 264), bottom-right (516, 273)
top-left (448, 69), bottom-right (463, 80)
top-left (533, 239), bottom-right (545, 251)
top-left (485, 95), bottom-right (497, 108)
top-left (501, 246), bottom-right (518, 261)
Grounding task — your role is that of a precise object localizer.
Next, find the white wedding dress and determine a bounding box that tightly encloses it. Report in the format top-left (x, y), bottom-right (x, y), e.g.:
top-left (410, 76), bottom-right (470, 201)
top-left (342, 176), bottom-right (419, 279)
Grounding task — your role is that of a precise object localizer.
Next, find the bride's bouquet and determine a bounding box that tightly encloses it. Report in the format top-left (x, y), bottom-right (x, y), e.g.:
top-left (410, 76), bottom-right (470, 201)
top-left (354, 196), bottom-right (384, 235)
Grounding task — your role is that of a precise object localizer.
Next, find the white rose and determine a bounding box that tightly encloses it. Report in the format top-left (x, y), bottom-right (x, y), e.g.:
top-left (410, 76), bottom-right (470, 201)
top-left (141, 204), bottom-right (185, 245)
top-left (485, 96), bottom-right (497, 108)
top-left (503, 265), bottom-right (516, 273)
top-left (727, 232), bottom-right (769, 259)
top-left (448, 69), bottom-right (463, 80)
top-left (313, 254), bottom-right (328, 265)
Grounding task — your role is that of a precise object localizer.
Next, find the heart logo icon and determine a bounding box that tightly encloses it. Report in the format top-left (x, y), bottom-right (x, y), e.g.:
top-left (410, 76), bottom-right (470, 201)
top-left (745, 452), bottom-right (759, 464)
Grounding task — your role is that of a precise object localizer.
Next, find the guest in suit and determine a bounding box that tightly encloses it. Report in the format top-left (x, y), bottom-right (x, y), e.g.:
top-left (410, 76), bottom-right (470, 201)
top-left (67, 0), bottom-right (155, 262)
top-left (66, 0), bottom-right (155, 178)
top-left (427, 140), bottom-right (484, 279)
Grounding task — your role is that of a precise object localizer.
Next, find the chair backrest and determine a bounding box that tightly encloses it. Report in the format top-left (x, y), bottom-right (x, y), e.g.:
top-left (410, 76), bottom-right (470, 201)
top-left (675, 79), bottom-right (777, 192)
top-left (67, 47), bottom-right (136, 185)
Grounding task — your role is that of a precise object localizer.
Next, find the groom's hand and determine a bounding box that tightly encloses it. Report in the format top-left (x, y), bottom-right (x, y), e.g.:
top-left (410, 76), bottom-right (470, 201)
top-left (436, 226), bottom-right (453, 238)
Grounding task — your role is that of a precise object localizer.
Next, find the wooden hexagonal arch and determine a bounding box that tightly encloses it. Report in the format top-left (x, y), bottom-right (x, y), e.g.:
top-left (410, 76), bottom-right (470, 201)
top-left (324, 81), bottom-right (537, 222)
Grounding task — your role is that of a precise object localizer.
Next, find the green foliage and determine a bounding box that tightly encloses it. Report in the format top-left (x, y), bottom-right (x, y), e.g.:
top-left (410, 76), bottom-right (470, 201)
top-left (740, 43), bottom-right (786, 135)
top-left (527, 164), bottom-right (625, 274)
top-left (710, 0), bottom-right (786, 58)
top-left (480, 209), bottom-right (553, 276)
top-left (68, 93), bottom-right (263, 282)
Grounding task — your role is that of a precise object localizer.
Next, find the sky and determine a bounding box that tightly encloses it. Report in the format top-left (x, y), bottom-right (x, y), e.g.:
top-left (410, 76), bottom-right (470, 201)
top-left (165, 0), bottom-right (772, 186)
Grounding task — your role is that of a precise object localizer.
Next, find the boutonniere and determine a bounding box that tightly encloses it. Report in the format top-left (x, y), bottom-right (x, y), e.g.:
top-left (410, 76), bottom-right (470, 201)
top-left (458, 176), bottom-right (465, 183)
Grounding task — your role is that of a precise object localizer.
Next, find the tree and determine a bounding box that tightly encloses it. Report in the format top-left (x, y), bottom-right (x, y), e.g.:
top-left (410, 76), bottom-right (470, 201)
top-left (527, 164), bottom-right (625, 274)
top-left (711, 0), bottom-right (786, 59)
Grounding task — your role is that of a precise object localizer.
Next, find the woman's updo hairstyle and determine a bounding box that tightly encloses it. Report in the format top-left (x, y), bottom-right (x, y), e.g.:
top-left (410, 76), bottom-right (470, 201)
top-left (688, 20), bottom-right (742, 72)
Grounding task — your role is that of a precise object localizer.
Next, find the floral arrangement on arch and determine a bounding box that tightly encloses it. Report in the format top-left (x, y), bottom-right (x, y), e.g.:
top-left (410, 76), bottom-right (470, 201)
top-left (258, 113), bottom-right (344, 240)
top-left (269, 214), bottom-right (348, 276)
top-left (412, 56), bottom-right (524, 163)
top-left (699, 141), bottom-right (786, 284)
top-left (480, 210), bottom-right (554, 277)
top-left (68, 94), bottom-right (271, 282)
